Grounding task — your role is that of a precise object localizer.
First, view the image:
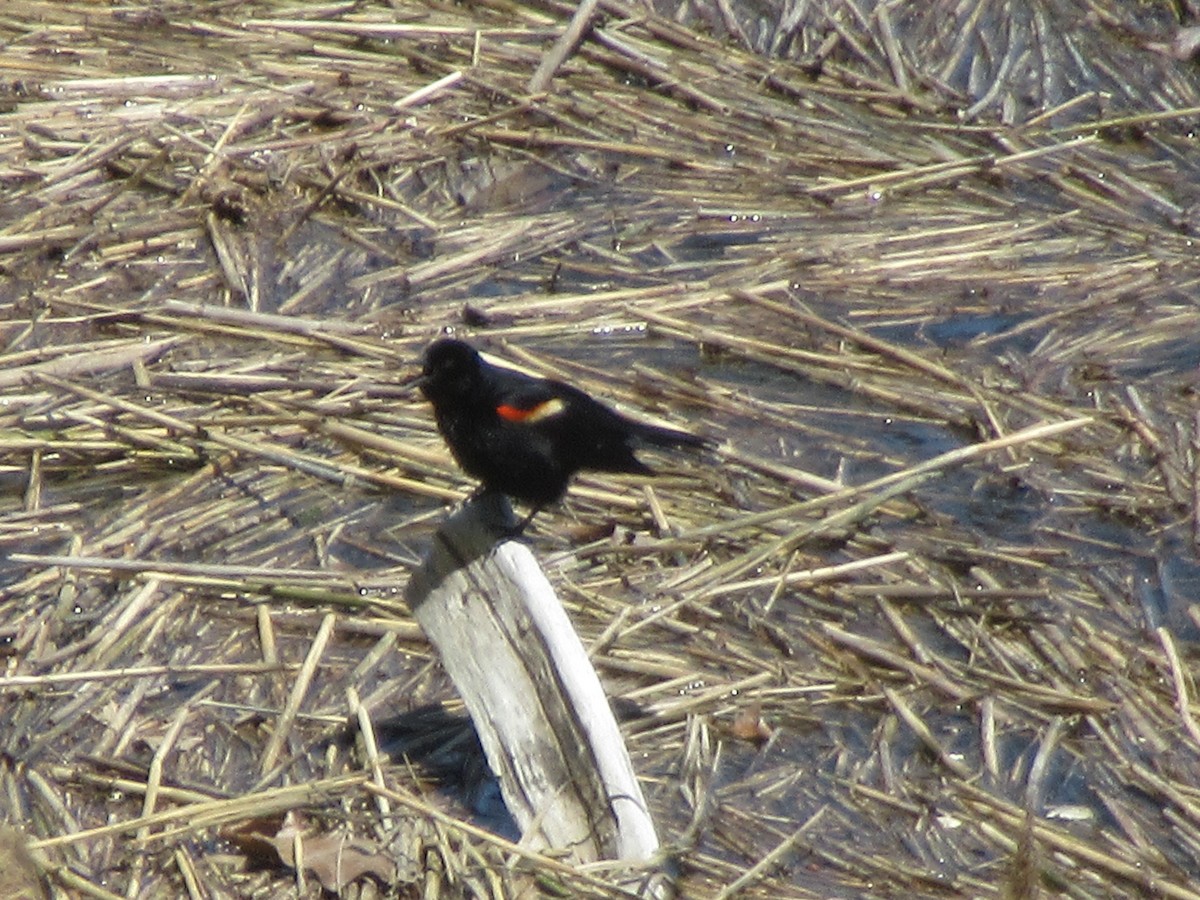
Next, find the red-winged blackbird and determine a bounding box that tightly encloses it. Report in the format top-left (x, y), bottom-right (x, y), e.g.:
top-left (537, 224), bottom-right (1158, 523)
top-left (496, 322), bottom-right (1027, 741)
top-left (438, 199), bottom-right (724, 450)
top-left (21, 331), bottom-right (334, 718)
top-left (418, 338), bottom-right (706, 519)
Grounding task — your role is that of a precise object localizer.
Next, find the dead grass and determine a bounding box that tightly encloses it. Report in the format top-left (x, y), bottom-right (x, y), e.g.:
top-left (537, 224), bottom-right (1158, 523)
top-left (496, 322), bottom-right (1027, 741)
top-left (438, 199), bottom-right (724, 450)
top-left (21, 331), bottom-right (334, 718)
top-left (2, 0), bottom-right (1200, 897)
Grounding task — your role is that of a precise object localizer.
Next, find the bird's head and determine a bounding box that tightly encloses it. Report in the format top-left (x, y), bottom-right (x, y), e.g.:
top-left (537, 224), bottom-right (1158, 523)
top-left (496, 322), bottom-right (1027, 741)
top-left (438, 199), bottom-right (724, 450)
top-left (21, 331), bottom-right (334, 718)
top-left (417, 338), bottom-right (481, 405)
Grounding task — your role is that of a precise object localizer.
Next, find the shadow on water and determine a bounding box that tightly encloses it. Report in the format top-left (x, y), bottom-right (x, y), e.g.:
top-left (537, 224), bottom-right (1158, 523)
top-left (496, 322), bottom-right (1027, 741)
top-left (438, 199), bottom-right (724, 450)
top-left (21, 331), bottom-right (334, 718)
top-left (368, 705), bottom-right (519, 843)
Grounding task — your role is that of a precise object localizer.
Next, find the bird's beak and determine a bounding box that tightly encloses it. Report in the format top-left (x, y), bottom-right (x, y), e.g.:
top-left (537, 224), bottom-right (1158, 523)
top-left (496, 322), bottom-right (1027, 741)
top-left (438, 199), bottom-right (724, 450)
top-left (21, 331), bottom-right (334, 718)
top-left (396, 370), bottom-right (427, 394)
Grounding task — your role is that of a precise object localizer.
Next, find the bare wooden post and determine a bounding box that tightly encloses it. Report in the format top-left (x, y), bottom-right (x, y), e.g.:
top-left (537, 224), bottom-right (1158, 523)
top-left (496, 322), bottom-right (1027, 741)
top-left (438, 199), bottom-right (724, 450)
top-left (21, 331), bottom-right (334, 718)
top-left (405, 493), bottom-right (660, 865)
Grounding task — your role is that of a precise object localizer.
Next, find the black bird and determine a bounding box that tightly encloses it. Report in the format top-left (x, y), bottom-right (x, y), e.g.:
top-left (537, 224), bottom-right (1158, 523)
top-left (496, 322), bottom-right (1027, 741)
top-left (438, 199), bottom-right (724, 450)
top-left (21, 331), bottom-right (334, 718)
top-left (417, 338), bottom-right (706, 524)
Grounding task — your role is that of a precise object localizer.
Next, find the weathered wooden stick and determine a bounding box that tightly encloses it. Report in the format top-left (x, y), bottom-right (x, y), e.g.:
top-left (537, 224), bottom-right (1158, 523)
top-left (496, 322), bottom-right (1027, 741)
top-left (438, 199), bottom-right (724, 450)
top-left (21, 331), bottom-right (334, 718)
top-left (405, 493), bottom-right (660, 865)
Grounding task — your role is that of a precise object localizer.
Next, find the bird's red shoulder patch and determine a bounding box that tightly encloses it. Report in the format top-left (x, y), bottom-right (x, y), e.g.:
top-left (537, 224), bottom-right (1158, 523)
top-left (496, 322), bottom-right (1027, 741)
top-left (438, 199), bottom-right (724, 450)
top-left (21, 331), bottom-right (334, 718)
top-left (495, 397), bottom-right (566, 423)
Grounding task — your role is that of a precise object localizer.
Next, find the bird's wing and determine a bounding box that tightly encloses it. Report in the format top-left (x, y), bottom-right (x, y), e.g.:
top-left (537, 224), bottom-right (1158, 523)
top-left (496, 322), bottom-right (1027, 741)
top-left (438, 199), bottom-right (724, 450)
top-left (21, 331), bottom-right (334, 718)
top-left (488, 370), bottom-right (569, 424)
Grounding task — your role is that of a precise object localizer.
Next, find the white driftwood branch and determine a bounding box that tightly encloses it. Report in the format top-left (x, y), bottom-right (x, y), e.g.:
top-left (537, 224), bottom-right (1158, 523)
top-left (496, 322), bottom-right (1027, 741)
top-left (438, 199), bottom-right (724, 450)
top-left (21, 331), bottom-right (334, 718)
top-left (406, 493), bottom-right (660, 866)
